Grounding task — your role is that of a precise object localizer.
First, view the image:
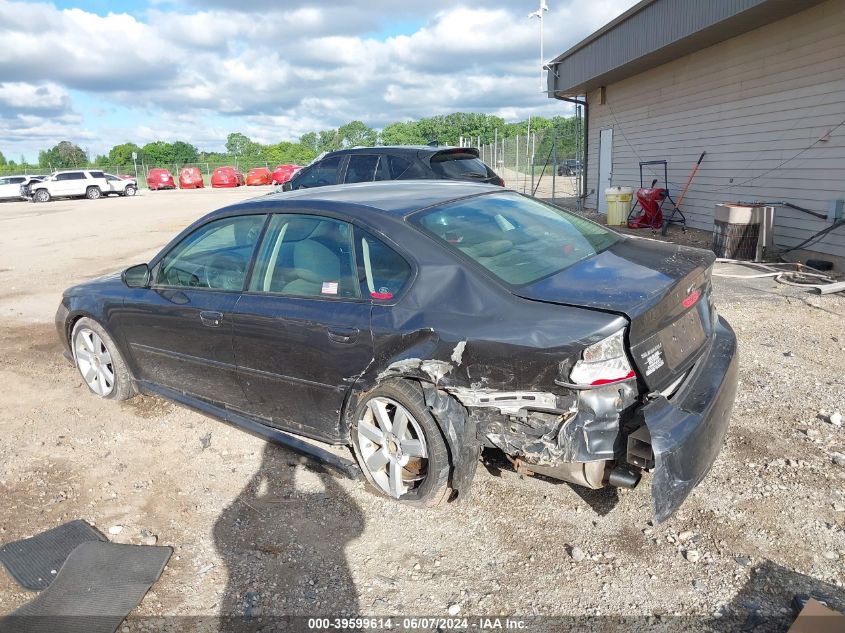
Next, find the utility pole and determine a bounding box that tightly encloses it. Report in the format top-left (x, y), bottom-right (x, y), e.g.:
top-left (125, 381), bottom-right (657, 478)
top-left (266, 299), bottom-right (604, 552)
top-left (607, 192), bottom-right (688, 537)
top-left (528, 0), bottom-right (549, 92)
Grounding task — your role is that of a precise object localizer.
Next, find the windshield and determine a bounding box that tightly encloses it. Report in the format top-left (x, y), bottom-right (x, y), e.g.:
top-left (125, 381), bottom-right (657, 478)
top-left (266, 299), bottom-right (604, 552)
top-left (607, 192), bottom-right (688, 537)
top-left (411, 192), bottom-right (620, 285)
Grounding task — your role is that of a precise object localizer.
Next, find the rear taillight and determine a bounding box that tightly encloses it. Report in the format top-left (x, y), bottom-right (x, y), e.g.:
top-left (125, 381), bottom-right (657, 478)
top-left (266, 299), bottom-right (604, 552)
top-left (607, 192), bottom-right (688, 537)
top-left (570, 329), bottom-right (636, 386)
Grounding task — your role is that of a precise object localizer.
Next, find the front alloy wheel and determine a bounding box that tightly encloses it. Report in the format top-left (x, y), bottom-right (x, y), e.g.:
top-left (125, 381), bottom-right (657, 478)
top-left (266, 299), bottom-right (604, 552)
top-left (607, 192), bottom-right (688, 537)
top-left (124, 185), bottom-right (136, 196)
top-left (34, 189), bottom-right (50, 203)
top-left (71, 317), bottom-right (134, 401)
top-left (74, 328), bottom-right (115, 396)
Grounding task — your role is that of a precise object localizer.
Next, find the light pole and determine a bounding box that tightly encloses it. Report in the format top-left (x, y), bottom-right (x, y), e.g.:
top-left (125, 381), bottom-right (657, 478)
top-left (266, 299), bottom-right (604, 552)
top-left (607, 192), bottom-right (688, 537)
top-left (528, 0), bottom-right (549, 92)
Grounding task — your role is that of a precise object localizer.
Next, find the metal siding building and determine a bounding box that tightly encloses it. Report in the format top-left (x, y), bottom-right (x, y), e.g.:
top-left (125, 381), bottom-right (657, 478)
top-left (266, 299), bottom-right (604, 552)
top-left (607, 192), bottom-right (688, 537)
top-left (547, 0), bottom-right (845, 263)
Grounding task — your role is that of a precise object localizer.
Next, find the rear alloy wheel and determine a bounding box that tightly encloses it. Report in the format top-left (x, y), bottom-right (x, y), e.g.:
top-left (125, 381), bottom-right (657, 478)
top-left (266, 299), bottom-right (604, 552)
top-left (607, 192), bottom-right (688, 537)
top-left (71, 317), bottom-right (134, 401)
top-left (352, 380), bottom-right (451, 506)
top-left (124, 185), bottom-right (137, 197)
top-left (34, 189), bottom-right (50, 203)
top-left (86, 186), bottom-right (101, 200)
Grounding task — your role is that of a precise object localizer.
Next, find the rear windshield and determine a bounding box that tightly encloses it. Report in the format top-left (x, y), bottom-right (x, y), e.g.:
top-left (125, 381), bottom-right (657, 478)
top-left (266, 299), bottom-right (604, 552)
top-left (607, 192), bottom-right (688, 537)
top-left (411, 192), bottom-right (620, 286)
top-left (429, 152), bottom-right (490, 180)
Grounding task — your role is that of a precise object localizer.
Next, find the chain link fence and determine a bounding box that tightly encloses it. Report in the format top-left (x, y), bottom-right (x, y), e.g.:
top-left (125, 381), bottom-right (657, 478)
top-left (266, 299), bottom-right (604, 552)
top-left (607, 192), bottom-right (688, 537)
top-left (0, 159), bottom-right (280, 187)
top-left (3, 109), bottom-right (585, 195)
top-left (468, 109), bottom-right (586, 210)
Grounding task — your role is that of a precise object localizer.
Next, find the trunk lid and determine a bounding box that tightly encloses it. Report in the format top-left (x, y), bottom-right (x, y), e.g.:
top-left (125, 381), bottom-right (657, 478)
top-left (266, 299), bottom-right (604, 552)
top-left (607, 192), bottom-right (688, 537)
top-left (514, 237), bottom-right (716, 392)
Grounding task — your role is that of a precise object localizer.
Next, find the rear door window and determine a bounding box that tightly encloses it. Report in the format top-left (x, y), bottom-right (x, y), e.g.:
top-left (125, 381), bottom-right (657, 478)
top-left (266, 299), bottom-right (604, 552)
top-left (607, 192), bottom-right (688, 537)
top-left (430, 152), bottom-right (490, 180)
top-left (89, 171), bottom-right (105, 179)
top-left (293, 157), bottom-right (342, 188)
top-left (344, 155), bottom-right (379, 183)
top-left (249, 215), bottom-right (359, 299)
top-left (353, 228), bottom-right (412, 300)
top-left (388, 156), bottom-right (412, 179)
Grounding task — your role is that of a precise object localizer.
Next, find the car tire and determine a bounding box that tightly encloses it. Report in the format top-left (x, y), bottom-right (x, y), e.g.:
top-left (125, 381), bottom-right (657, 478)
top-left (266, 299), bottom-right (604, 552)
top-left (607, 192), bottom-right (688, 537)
top-left (71, 317), bottom-right (135, 401)
top-left (124, 185), bottom-right (137, 197)
top-left (34, 189), bottom-right (50, 203)
top-left (86, 186), bottom-right (101, 200)
top-left (351, 379), bottom-right (451, 507)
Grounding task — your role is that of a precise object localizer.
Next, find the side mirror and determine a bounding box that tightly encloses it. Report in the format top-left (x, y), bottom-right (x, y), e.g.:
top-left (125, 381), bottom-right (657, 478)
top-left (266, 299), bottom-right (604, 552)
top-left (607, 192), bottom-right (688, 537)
top-left (122, 263), bottom-right (150, 288)
top-left (281, 181), bottom-right (293, 192)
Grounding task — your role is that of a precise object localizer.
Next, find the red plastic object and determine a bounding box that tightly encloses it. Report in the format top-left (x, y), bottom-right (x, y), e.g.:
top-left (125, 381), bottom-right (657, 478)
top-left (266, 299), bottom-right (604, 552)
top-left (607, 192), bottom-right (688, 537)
top-left (370, 291), bottom-right (393, 300)
top-left (628, 187), bottom-right (667, 229)
top-left (146, 168), bottom-right (175, 190)
top-left (246, 167), bottom-right (271, 186)
top-left (179, 166), bottom-right (204, 189)
top-left (271, 164), bottom-right (301, 185)
top-left (211, 166), bottom-right (245, 188)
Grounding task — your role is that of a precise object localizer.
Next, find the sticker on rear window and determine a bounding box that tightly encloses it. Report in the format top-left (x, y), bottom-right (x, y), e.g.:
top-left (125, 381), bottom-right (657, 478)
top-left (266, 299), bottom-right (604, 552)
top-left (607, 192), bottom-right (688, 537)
top-left (321, 281), bottom-right (338, 295)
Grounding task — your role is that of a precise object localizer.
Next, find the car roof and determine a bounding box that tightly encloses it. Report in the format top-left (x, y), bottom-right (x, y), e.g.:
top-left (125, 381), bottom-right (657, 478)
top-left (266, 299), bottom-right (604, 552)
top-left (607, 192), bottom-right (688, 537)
top-left (213, 180), bottom-right (503, 219)
top-left (324, 145), bottom-right (476, 157)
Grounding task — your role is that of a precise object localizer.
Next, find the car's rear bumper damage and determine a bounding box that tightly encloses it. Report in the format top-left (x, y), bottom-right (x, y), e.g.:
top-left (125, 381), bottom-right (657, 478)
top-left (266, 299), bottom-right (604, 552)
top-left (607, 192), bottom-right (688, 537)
top-left (635, 316), bottom-right (739, 522)
top-left (458, 316), bottom-right (738, 522)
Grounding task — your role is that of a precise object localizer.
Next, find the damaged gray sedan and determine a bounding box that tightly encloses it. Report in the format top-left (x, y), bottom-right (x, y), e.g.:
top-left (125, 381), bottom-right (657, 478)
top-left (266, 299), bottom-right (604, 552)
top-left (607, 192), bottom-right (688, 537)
top-left (56, 181), bottom-right (738, 522)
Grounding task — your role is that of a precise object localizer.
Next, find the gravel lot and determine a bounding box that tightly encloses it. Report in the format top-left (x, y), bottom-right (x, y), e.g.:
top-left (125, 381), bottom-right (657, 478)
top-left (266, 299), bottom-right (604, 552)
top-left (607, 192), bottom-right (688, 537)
top-left (0, 188), bottom-right (843, 631)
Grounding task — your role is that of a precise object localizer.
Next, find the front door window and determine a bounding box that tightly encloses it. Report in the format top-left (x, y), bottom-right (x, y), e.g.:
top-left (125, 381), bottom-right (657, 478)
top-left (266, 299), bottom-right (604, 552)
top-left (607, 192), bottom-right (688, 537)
top-left (156, 215), bottom-right (266, 291)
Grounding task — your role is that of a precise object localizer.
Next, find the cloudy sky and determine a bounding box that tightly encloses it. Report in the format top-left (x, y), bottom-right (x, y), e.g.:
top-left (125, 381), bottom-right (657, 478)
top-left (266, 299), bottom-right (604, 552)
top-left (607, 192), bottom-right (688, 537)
top-left (0, 0), bottom-right (637, 161)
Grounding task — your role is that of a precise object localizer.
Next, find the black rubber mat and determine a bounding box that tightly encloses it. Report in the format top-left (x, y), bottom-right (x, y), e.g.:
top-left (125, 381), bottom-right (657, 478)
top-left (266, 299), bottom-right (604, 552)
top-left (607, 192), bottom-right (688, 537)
top-left (0, 520), bottom-right (105, 590)
top-left (0, 541), bottom-right (172, 633)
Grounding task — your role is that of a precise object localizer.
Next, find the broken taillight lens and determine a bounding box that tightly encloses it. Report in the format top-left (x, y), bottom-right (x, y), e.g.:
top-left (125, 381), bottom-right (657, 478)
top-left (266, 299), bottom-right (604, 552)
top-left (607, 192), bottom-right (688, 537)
top-left (570, 328), bottom-right (636, 386)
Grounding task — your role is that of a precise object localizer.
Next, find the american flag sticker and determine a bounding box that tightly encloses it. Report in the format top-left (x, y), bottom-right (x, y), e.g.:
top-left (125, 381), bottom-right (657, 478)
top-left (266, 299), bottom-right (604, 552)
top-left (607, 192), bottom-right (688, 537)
top-left (321, 281), bottom-right (339, 295)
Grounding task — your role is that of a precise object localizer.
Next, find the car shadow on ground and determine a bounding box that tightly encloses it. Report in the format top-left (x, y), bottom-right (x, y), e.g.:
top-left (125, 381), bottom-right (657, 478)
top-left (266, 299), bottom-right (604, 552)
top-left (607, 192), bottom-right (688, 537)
top-left (712, 559), bottom-right (845, 632)
top-left (212, 443), bottom-right (365, 631)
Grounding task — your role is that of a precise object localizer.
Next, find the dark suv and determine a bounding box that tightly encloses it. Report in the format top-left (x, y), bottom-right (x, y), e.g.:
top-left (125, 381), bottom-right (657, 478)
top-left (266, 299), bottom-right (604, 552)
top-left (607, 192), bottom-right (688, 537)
top-left (557, 159), bottom-right (582, 177)
top-left (283, 146), bottom-right (504, 191)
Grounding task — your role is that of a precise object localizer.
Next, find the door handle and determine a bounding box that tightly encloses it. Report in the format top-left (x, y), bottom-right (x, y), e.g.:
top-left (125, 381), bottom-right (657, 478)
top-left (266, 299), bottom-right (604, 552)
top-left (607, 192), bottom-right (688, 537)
top-left (199, 311), bottom-right (223, 327)
top-left (327, 327), bottom-right (359, 344)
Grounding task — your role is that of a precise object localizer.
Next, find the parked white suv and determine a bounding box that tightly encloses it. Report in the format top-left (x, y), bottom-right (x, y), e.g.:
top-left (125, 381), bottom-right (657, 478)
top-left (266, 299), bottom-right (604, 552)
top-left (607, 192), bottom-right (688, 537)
top-left (0, 175), bottom-right (43, 201)
top-left (28, 170), bottom-right (111, 202)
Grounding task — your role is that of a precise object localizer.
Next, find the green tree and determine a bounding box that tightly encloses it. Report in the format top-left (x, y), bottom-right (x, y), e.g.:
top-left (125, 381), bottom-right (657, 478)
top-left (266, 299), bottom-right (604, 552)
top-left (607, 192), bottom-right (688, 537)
top-left (38, 141), bottom-right (87, 168)
top-left (108, 142), bottom-right (142, 166)
top-left (225, 132), bottom-right (262, 158)
top-left (197, 150), bottom-right (228, 163)
top-left (337, 120), bottom-right (376, 148)
top-left (0, 150), bottom-right (6, 166)
top-left (299, 132), bottom-right (318, 153)
top-left (170, 141), bottom-right (198, 164)
top-left (379, 121), bottom-right (425, 146)
top-left (316, 129), bottom-right (342, 154)
top-left (141, 141), bottom-right (176, 165)
top-left (264, 141), bottom-right (316, 166)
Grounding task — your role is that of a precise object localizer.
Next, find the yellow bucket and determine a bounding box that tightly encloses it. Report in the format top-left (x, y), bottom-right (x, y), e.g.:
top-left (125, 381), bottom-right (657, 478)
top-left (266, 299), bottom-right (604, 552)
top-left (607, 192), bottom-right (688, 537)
top-left (605, 187), bottom-right (633, 226)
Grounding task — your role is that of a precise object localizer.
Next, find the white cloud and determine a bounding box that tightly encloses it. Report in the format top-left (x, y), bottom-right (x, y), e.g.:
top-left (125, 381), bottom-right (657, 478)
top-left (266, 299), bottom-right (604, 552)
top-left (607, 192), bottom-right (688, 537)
top-left (0, 0), bottom-right (638, 159)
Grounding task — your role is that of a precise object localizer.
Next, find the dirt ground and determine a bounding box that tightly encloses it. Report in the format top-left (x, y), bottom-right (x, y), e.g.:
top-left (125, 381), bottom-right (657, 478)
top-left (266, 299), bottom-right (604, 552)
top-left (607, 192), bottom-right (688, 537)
top-left (0, 188), bottom-right (844, 631)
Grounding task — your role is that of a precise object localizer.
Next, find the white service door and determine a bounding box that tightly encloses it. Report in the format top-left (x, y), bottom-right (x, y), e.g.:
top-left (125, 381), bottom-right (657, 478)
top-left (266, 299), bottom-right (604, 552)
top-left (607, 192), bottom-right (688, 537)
top-left (597, 128), bottom-right (613, 213)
